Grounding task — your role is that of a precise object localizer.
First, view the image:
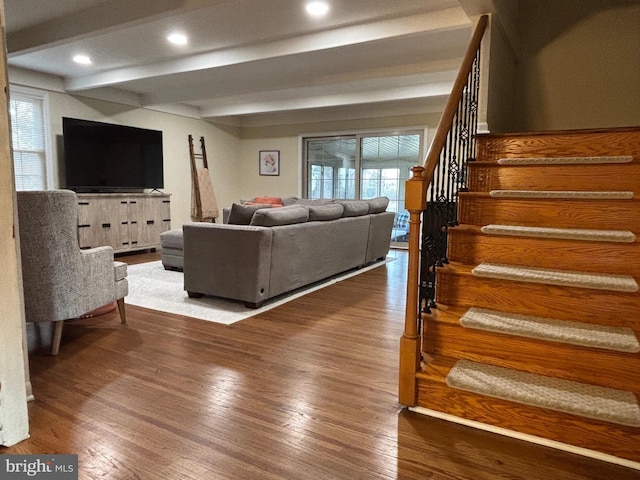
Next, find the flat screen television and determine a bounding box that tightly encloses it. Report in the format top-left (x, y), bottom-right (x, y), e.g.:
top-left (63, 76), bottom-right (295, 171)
top-left (62, 117), bottom-right (164, 192)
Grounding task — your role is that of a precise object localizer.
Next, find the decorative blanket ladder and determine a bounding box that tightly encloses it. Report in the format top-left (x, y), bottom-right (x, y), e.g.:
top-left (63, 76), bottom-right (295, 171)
top-left (189, 134), bottom-right (219, 222)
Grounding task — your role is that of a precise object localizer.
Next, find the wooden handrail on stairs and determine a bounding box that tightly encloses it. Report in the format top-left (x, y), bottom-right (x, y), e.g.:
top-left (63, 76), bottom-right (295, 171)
top-left (399, 15), bottom-right (488, 406)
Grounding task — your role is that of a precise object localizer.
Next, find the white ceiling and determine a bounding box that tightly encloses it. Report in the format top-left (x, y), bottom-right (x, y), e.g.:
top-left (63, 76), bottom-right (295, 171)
top-left (4, 0), bottom-right (481, 126)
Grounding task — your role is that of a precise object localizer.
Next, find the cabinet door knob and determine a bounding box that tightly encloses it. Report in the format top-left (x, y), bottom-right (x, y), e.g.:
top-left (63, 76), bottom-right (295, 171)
top-left (101, 223), bottom-right (111, 228)
top-left (146, 220), bottom-right (154, 225)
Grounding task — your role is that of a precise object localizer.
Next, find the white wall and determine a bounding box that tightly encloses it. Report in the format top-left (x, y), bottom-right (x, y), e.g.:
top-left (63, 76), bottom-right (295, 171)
top-left (485, 14), bottom-right (518, 134)
top-left (235, 136), bottom-right (301, 201)
top-left (513, 0), bottom-right (640, 132)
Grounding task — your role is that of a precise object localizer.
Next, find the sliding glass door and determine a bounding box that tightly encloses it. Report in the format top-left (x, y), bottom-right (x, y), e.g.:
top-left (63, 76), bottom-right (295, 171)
top-left (304, 131), bottom-right (424, 246)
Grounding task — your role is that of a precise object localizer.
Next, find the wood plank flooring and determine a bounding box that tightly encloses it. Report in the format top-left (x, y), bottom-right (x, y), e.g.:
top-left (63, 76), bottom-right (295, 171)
top-left (2, 249), bottom-right (639, 479)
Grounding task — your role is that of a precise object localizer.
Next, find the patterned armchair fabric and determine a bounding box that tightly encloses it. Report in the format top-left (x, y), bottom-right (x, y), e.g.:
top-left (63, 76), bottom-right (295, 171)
top-left (17, 190), bottom-right (128, 355)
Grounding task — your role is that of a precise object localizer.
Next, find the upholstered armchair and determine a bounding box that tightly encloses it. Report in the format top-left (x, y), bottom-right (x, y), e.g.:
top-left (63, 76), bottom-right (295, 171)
top-left (16, 190), bottom-right (128, 355)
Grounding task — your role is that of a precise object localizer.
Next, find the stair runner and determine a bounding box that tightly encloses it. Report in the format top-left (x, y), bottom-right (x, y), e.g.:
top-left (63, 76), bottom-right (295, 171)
top-left (461, 307), bottom-right (640, 353)
top-left (447, 360), bottom-right (640, 427)
top-left (480, 225), bottom-right (636, 243)
top-left (472, 263), bottom-right (639, 292)
top-left (445, 154), bottom-right (640, 430)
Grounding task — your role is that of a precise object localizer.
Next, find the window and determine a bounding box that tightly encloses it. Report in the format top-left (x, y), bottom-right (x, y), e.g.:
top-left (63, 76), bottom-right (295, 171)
top-left (303, 130), bottom-right (424, 245)
top-left (9, 86), bottom-right (51, 190)
top-left (306, 136), bottom-right (356, 199)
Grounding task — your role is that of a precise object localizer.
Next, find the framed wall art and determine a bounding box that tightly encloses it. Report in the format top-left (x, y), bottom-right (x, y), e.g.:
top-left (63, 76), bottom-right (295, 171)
top-left (259, 150), bottom-right (280, 176)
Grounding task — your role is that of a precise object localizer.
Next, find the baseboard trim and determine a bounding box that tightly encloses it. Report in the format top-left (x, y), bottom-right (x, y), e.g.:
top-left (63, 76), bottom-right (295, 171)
top-left (25, 381), bottom-right (34, 402)
top-left (409, 406), bottom-right (640, 471)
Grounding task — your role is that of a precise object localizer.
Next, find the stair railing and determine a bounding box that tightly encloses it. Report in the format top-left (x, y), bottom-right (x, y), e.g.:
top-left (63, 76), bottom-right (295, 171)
top-left (399, 15), bottom-right (488, 406)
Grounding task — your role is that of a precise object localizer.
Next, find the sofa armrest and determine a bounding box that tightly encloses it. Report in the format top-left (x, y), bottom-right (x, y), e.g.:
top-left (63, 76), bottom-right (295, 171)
top-left (183, 223), bottom-right (274, 304)
top-left (366, 211), bottom-right (395, 263)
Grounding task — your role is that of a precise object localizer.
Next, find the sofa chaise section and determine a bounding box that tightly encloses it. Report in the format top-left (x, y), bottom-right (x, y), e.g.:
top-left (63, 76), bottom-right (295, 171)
top-left (183, 213), bottom-right (374, 308)
top-left (183, 224), bottom-right (274, 307)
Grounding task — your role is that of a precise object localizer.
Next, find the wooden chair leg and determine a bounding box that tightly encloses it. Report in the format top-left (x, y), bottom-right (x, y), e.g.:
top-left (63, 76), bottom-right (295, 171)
top-left (51, 320), bottom-right (64, 356)
top-left (117, 298), bottom-right (126, 325)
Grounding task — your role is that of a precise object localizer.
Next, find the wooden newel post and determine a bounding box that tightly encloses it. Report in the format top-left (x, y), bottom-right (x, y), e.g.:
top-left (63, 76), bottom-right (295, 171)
top-left (398, 165), bottom-right (427, 406)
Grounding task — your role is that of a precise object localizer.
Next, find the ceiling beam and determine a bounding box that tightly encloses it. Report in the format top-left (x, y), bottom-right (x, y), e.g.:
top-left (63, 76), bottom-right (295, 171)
top-left (63, 8), bottom-right (470, 92)
top-left (196, 74), bottom-right (456, 117)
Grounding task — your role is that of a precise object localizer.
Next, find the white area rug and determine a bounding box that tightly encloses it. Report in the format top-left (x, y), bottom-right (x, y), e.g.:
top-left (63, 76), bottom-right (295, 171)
top-left (126, 258), bottom-right (394, 325)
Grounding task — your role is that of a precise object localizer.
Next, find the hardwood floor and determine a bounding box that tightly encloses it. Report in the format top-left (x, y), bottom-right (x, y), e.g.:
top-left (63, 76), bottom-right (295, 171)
top-left (3, 249), bottom-right (638, 479)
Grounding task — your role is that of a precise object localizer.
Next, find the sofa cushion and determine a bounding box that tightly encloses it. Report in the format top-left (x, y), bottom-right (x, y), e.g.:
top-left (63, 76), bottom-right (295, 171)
top-left (307, 203), bottom-right (344, 221)
top-left (228, 203), bottom-right (272, 225)
top-left (160, 228), bottom-right (184, 249)
top-left (250, 205), bottom-right (309, 226)
top-left (281, 195), bottom-right (299, 206)
top-left (294, 198), bottom-right (335, 206)
top-left (335, 199), bottom-right (370, 217)
top-left (366, 196), bottom-right (389, 214)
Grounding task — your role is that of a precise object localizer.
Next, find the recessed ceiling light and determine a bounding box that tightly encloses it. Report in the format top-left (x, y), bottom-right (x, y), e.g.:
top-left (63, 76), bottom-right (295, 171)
top-left (167, 32), bottom-right (188, 45)
top-left (73, 55), bottom-right (92, 65)
top-left (306, 1), bottom-right (329, 16)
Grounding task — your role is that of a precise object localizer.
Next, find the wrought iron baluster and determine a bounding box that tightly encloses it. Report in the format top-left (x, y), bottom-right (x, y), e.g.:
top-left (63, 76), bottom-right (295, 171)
top-left (419, 45), bottom-right (482, 313)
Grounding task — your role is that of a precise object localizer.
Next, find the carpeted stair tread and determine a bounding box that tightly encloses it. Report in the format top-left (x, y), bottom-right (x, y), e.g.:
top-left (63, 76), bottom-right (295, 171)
top-left (497, 156), bottom-right (633, 165)
top-left (489, 190), bottom-right (634, 200)
top-left (480, 225), bottom-right (637, 243)
top-left (446, 359), bottom-right (640, 427)
top-left (472, 262), bottom-right (639, 292)
top-left (460, 307), bottom-right (640, 353)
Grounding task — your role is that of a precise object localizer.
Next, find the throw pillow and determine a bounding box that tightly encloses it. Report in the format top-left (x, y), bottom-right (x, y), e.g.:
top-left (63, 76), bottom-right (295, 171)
top-left (307, 204), bottom-right (344, 221)
top-left (228, 203), bottom-right (271, 225)
top-left (250, 205), bottom-right (309, 226)
top-left (366, 196), bottom-right (389, 214)
top-left (244, 201), bottom-right (283, 208)
top-left (253, 196), bottom-right (282, 205)
top-left (335, 199), bottom-right (370, 217)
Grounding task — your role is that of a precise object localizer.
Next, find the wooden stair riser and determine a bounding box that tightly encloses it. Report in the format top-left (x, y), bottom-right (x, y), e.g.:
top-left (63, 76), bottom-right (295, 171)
top-left (468, 162), bottom-right (640, 194)
top-left (415, 373), bottom-right (640, 464)
top-left (476, 128), bottom-right (640, 162)
top-left (435, 266), bottom-right (640, 329)
top-left (458, 195), bottom-right (639, 231)
top-left (422, 319), bottom-right (640, 392)
top-left (447, 227), bottom-right (639, 276)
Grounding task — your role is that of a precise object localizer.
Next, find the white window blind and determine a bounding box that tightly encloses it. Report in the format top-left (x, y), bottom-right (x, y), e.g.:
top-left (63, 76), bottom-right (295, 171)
top-left (9, 88), bottom-right (49, 190)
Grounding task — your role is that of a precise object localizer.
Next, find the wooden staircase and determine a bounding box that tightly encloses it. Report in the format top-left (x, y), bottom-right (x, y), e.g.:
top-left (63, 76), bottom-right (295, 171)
top-left (412, 127), bottom-right (640, 466)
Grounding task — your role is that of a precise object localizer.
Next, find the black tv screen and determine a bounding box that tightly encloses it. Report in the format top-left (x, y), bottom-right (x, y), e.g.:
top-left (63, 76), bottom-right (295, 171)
top-left (62, 117), bottom-right (164, 192)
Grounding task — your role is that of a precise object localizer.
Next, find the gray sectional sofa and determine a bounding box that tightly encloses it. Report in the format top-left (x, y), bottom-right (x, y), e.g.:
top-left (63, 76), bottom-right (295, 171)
top-left (181, 197), bottom-right (394, 308)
